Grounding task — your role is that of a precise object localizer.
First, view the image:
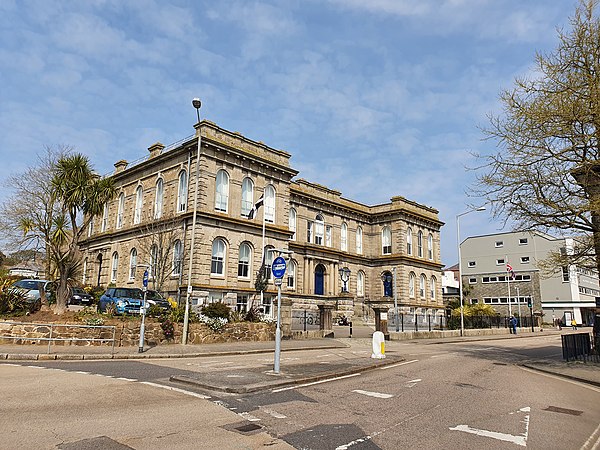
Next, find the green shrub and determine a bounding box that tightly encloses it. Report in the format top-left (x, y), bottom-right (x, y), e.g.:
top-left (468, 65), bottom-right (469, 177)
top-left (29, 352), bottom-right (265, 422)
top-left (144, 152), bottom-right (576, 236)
top-left (74, 307), bottom-right (105, 326)
top-left (244, 305), bottom-right (262, 322)
top-left (146, 304), bottom-right (164, 318)
top-left (0, 280), bottom-right (30, 315)
top-left (168, 305), bottom-right (199, 324)
top-left (229, 310), bottom-right (245, 322)
top-left (201, 302), bottom-right (231, 320)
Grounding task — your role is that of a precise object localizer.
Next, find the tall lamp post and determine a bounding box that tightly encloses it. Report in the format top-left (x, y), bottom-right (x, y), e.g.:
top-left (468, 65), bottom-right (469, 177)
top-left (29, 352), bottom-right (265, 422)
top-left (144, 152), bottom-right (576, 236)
top-left (456, 206), bottom-right (486, 337)
top-left (339, 266), bottom-right (350, 293)
top-left (183, 98), bottom-right (202, 345)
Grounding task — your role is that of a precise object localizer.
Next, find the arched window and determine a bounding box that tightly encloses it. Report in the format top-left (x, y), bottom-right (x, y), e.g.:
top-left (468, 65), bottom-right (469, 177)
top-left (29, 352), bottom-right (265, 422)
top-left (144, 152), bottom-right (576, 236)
top-left (264, 185), bottom-right (276, 223)
top-left (357, 271), bottom-right (365, 296)
top-left (150, 244), bottom-right (158, 279)
top-left (101, 203), bottom-right (108, 232)
top-left (289, 208), bottom-right (297, 241)
top-left (314, 264), bottom-right (325, 295)
top-left (428, 233), bottom-right (434, 260)
top-left (420, 274), bottom-right (426, 298)
top-left (315, 214), bottom-right (324, 245)
top-left (111, 252), bottom-right (119, 282)
top-left (177, 170), bottom-right (188, 212)
top-left (241, 177), bottom-right (254, 217)
top-left (382, 226), bottom-right (392, 255)
top-left (409, 272), bottom-right (416, 298)
top-left (430, 276), bottom-right (436, 299)
top-left (341, 223), bottom-right (348, 251)
top-left (173, 240), bottom-right (182, 276)
top-left (154, 178), bottom-right (164, 219)
top-left (211, 238), bottom-right (226, 276)
top-left (134, 185), bottom-right (143, 224)
top-left (238, 242), bottom-right (251, 278)
top-left (129, 248), bottom-right (137, 280)
top-left (418, 230), bottom-right (423, 257)
top-left (356, 226), bottom-right (363, 254)
top-left (287, 260), bottom-right (296, 289)
top-left (215, 169), bottom-right (229, 212)
top-left (116, 193), bottom-right (124, 228)
top-left (407, 227), bottom-right (413, 255)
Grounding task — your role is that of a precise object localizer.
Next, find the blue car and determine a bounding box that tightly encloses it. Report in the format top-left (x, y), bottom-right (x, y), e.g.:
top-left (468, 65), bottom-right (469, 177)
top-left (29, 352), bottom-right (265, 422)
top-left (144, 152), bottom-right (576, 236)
top-left (98, 287), bottom-right (143, 314)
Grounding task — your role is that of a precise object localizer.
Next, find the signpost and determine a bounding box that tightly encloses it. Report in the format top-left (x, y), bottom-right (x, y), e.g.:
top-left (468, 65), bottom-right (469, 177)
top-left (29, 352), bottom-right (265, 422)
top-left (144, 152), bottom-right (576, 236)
top-left (272, 255), bottom-right (287, 374)
top-left (139, 270), bottom-right (149, 353)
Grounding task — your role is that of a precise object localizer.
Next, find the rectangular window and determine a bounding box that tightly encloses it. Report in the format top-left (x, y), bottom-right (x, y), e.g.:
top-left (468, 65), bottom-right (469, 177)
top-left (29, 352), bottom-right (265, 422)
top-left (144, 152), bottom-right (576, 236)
top-left (495, 241), bottom-right (504, 248)
top-left (238, 260), bottom-right (249, 278)
top-left (325, 226), bottom-right (332, 247)
top-left (521, 256), bottom-right (530, 264)
top-left (562, 266), bottom-right (569, 282)
top-left (468, 261), bottom-right (476, 268)
top-left (519, 238), bottom-right (528, 245)
top-left (470, 299), bottom-right (478, 304)
top-left (468, 277), bottom-right (477, 284)
top-left (236, 295), bottom-right (249, 313)
top-left (307, 221), bottom-right (313, 243)
top-left (496, 258), bottom-right (505, 265)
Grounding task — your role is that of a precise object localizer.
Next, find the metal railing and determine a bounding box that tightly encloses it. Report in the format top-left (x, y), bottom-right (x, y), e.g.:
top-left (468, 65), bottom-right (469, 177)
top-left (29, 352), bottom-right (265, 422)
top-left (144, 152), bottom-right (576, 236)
top-left (0, 322), bottom-right (117, 355)
top-left (561, 332), bottom-right (599, 363)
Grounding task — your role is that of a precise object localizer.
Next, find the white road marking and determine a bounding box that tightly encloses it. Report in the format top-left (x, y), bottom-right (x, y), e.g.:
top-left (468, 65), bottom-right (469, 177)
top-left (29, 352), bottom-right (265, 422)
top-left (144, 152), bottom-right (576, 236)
top-left (449, 406), bottom-right (530, 447)
top-left (75, 371), bottom-right (90, 375)
top-left (239, 412), bottom-right (261, 422)
top-left (116, 377), bottom-right (137, 382)
top-left (260, 407), bottom-right (287, 419)
top-left (580, 421), bottom-right (600, 450)
top-left (140, 381), bottom-right (211, 399)
top-left (380, 359), bottom-right (418, 370)
top-left (352, 389), bottom-right (393, 399)
top-left (272, 373), bottom-right (361, 392)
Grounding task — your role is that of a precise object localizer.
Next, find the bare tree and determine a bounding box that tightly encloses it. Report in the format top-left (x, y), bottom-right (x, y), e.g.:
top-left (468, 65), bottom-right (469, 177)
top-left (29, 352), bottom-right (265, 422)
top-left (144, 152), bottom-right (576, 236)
top-left (473, 0), bottom-right (600, 274)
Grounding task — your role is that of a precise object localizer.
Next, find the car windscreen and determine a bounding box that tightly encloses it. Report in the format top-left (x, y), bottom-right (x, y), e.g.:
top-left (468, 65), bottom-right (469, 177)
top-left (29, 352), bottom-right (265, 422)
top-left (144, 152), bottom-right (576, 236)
top-left (13, 280), bottom-right (41, 290)
top-left (114, 288), bottom-right (143, 299)
top-left (146, 291), bottom-right (164, 300)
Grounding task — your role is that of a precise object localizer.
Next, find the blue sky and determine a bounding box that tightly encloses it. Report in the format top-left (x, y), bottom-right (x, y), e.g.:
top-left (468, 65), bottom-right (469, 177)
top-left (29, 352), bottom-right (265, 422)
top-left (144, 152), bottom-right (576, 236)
top-left (0, 0), bottom-right (576, 265)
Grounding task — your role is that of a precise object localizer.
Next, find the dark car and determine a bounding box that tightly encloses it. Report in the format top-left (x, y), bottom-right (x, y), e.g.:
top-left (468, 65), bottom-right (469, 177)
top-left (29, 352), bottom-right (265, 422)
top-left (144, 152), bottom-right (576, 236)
top-left (68, 287), bottom-right (94, 306)
top-left (98, 287), bottom-right (143, 314)
top-left (146, 290), bottom-right (171, 311)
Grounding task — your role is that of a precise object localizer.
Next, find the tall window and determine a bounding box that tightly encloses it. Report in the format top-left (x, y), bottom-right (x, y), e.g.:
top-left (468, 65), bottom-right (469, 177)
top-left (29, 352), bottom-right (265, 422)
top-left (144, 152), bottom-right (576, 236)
top-left (150, 244), bottom-right (158, 279)
top-left (134, 185), bottom-right (143, 224)
top-left (211, 238), bottom-right (226, 275)
top-left (173, 240), bottom-right (182, 276)
top-left (88, 219), bottom-right (94, 237)
top-left (154, 178), bottom-right (164, 219)
top-left (177, 170), bottom-right (188, 212)
top-left (409, 272), bottom-right (416, 298)
top-left (430, 276), bottom-right (436, 299)
top-left (241, 177), bottom-right (253, 217)
top-left (341, 223), bottom-right (348, 251)
top-left (264, 185), bottom-right (275, 223)
top-left (428, 233), bottom-right (433, 260)
top-left (82, 258), bottom-right (87, 284)
top-left (420, 274), bottom-right (426, 298)
top-left (215, 169), bottom-right (229, 212)
top-left (382, 226), bottom-right (392, 255)
top-left (325, 225), bottom-right (332, 247)
top-left (357, 271), bottom-right (364, 296)
top-left (287, 260), bottom-right (296, 289)
top-left (407, 227), bottom-right (413, 255)
top-left (418, 231), bottom-right (423, 257)
top-left (111, 252), bottom-right (119, 282)
top-left (101, 203), bottom-right (108, 232)
top-left (356, 226), bottom-right (363, 254)
top-left (315, 214), bottom-right (324, 245)
top-left (264, 245), bottom-right (274, 280)
top-left (289, 208), bottom-right (297, 241)
top-left (129, 248), bottom-right (137, 280)
top-left (238, 242), bottom-right (251, 278)
top-left (307, 221), bottom-right (313, 243)
top-left (116, 193), bottom-right (124, 229)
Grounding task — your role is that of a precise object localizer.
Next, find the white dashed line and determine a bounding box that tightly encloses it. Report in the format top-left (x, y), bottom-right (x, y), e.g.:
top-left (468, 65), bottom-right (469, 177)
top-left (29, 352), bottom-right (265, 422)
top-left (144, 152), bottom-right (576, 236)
top-left (380, 359), bottom-right (418, 370)
top-left (140, 381), bottom-right (211, 399)
top-left (272, 373), bottom-right (361, 392)
top-left (239, 412), bottom-right (261, 422)
top-left (352, 389), bottom-right (393, 399)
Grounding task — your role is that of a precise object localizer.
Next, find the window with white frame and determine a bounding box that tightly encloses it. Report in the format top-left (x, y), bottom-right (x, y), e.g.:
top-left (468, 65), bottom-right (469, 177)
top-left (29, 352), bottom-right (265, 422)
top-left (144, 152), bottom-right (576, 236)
top-left (101, 203), bottom-right (108, 232)
top-left (236, 294), bottom-right (249, 313)
top-left (134, 185), bottom-right (143, 224)
top-left (264, 246), bottom-right (274, 280)
top-left (407, 227), bottom-right (413, 255)
top-left (519, 237), bottom-right (528, 245)
top-left (325, 225), bottom-right (332, 247)
top-left (289, 208), bottom-right (297, 240)
top-left (238, 242), bottom-right (251, 278)
top-left (264, 185), bottom-right (275, 223)
top-left (82, 258), bottom-right (87, 284)
top-left (215, 169), bottom-right (229, 212)
top-left (173, 240), bottom-right (182, 276)
top-left (409, 272), bottom-right (416, 298)
top-left (315, 214), bottom-right (324, 245)
top-left (111, 252), bottom-right (119, 282)
top-left (129, 248), bottom-right (137, 280)
top-left (468, 261), bottom-right (476, 267)
top-left (177, 170), bottom-right (187, 212)
top-left (428, 233), bottom-right (433, 260)
top-left (382, 226), bottom-right (392, 255)
top-left (496, 258), bottom-right (505, 265)
top-left (211, 238), bottom-right (226, 276)
top-left (154, 178), bottom-right (163, 219)
top-left (116, 193), bottom-right (124, 229)
top-left (357, 271), bottom-right (364, 296)
top-left (287, 260), bottom-right (296, 289)
top-left (341, 222), bottom-right (348, 251)
top-left (469, 277), bottom-right (477, 284)
top-left (418, 230), bottom-right (423, 257)
top-left (495, 241), bottom-right (504, 248)
top-left (430, 276), bottom-right (436, 299)
top-left (307, 221), bottom-right (313, 243)
top-left (241, 177), bottom-right (253, 217)
top-left (88, 219), bottom-right (93, 237)
top-left (420, 274), bottom-right (426, 298)
top-left (356, 226), bottom-right (363, 254)
top-left (521, 256), bottom-right (530, 264)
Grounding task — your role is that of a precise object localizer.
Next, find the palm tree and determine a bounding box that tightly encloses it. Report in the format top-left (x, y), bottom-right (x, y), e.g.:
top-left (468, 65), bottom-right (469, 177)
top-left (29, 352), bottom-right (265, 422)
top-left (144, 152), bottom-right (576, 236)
top-left (49, 154), bottom-right (115, 313)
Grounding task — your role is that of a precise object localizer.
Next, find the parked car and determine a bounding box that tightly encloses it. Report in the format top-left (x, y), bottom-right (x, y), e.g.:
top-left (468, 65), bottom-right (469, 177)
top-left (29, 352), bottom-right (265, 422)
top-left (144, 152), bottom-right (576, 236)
top-left (98, 287), bottom-right (143, 314)
top-left (68, 287), bottom-right (94, 306)
top-left (145, 290), bottom-right (171, 311)
top-left (11, 279), bottom-right (54, 311)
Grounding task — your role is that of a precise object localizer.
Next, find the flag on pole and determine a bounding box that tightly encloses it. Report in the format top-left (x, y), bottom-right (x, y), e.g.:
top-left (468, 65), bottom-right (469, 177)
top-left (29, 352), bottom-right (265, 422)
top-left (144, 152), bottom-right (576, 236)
top-left (247, 195), bottom-right (264, 220)
top-left (506, 263), bottom-right (516, 279)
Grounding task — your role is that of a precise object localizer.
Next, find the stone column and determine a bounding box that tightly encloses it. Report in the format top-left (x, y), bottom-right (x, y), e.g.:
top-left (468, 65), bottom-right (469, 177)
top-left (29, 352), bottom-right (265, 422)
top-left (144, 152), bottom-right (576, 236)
top-left (280, 297), bottom-right (293, 338)
top-left (318, 304), bottom-right (334, 338)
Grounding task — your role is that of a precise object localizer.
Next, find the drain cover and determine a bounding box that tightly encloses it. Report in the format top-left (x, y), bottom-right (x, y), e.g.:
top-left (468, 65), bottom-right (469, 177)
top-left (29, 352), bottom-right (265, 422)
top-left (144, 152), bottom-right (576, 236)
top-left (236, 423), bottom-right (263, 433)
top-left (544, 406), bottom-right (583, 416)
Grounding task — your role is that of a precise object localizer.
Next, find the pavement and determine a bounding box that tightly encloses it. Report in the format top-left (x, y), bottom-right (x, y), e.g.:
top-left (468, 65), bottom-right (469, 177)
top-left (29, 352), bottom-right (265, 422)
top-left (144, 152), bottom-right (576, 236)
top-left (1, 325), bottom-right (599, 392)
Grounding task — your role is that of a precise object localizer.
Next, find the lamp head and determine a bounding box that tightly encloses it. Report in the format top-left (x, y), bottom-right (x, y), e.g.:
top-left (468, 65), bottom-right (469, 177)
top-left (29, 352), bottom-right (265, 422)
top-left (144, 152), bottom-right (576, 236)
top-left (192, 98), bottom-right (202, 110)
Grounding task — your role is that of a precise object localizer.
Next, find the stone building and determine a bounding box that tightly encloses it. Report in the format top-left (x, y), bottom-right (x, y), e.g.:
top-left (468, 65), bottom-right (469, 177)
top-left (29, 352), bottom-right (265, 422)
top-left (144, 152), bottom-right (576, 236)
top-left (80, 120), bottom-right (444, 326)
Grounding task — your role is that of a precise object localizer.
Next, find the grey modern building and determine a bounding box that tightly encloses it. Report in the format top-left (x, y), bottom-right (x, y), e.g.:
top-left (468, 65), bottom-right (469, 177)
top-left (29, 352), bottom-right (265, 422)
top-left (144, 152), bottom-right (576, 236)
top-left (460, 231), bottom-right (599, 325)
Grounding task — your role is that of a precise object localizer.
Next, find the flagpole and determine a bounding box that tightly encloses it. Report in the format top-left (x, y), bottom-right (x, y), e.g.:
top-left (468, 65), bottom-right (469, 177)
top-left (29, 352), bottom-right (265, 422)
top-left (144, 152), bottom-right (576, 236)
top-left (506, 256), bottom-right (512, 317)
top-left (260, 201), bottom-right (266, 315)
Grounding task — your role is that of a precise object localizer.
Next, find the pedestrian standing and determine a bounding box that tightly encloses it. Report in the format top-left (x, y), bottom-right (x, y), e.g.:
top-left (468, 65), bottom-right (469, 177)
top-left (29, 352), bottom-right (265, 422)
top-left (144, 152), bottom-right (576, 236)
top-left (571, 318), bottom-right (577, 330)
top-left (512, 316), bottom-right (518, 334)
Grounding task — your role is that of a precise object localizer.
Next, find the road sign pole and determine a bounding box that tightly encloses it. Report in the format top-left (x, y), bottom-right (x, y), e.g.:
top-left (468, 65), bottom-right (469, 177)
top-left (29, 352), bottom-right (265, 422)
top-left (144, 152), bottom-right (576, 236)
top-left (274, 278), bottom-right (282, 374)
top-left (139, 270), bottom-right (149, 353)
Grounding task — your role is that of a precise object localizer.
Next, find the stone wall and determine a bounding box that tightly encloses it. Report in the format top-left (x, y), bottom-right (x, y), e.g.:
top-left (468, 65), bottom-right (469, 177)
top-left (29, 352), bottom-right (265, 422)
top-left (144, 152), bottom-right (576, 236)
top-left (0, 321), bottom-right (275, 347)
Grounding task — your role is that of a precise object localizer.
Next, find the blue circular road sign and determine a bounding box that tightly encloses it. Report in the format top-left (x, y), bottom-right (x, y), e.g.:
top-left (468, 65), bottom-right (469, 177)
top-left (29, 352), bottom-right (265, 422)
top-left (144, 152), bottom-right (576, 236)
top-left (272, 256), bottom-right (287, 279)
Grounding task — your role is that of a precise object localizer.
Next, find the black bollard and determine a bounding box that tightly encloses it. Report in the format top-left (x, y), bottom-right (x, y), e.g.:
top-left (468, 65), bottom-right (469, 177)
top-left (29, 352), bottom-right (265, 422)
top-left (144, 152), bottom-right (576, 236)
top-left (349, 321), bottom-right (352, 338)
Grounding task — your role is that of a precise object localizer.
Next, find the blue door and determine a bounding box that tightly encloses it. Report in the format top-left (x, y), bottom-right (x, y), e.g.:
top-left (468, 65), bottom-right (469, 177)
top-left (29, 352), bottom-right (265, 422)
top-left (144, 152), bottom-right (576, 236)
top-left (315, 265), bottom-right (325, 295)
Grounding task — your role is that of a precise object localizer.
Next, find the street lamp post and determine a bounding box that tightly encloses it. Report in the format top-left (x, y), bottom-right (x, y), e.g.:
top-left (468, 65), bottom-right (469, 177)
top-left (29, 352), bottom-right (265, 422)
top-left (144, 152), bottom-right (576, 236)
top-left (456, 206), bottom-right (486, 337)
top-left (338, 266), bottom-right (350, 293)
